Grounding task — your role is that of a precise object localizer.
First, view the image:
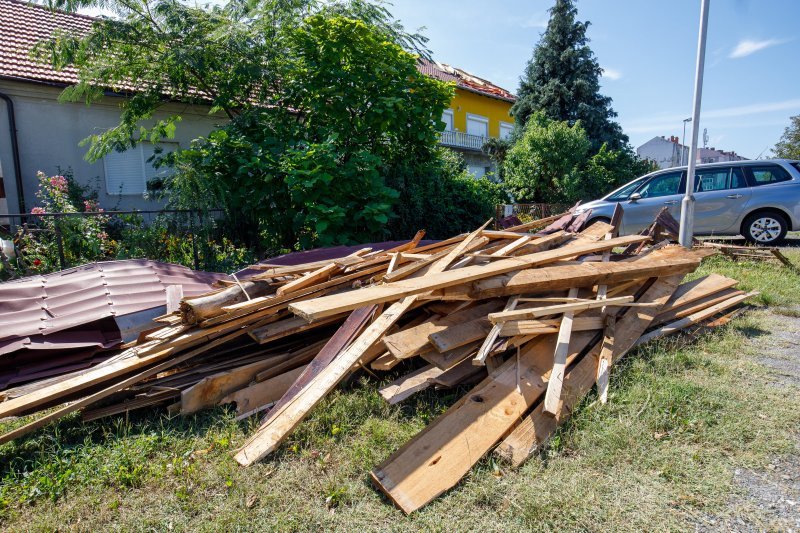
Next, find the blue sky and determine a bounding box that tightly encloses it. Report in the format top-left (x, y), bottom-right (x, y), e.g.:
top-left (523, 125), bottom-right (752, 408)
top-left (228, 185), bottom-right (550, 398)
top-left (389, 0), bottom-right (800, 158)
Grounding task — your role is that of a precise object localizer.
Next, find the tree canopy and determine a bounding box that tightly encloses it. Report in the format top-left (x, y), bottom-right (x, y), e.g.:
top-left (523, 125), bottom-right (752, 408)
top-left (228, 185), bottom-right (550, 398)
top-left (774, 115), bottom-right (800, 160)
top-left (510, 0), bottom-right (627, 151)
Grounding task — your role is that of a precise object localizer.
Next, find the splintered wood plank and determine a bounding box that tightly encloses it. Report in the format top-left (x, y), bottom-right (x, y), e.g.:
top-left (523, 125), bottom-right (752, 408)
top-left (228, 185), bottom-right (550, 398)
top-left (370, 331), bottom-right (596, 514)
top-left (290, 235), bottom-right (650, 321)
top-left (276, 263), bottom-right (340, 297)
top-left (474, 295), bottom-right (520, 366)
top-left (488, 295), bottom-right (635, 324)
top-left (653, 288), bottom-right (744, 326)
top-left (378, 365), bottom-right (444, 405)
top-left (542, 288), bottom-right (579, 416)
top-left (165, 285), bottom-right (183, 314)
top-left (595, 315), bottom-right (616, 404)
top-left (220, 365), bottom-right (307, 417)
top-left (494, 275), bottom-right (684, 468)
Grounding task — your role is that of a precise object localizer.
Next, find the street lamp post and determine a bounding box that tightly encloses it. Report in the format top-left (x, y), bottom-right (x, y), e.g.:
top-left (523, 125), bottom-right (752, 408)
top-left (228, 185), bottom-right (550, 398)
top-left (682, 117), bottom-right (692, 165)
top-left (678, 0), bottom-right (711, 248)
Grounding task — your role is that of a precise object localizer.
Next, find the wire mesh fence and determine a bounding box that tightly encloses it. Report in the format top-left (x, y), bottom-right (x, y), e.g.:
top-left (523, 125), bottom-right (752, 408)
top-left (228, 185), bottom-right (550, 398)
top-left (494, 203), bottom-right (571, 229)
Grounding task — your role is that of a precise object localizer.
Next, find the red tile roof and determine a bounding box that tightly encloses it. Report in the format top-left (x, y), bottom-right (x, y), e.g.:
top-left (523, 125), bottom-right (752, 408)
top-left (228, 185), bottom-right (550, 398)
top-left (417, 58), bottom-right (516, 103)
top-left (0, 0), bottom-right (92, 86)
top-left (1, 0), bottom-right (517, 105)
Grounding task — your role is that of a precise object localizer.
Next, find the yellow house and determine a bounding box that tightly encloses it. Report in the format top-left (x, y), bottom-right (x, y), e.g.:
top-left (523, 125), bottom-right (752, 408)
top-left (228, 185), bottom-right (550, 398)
top-left (418, 59), bottom-right (516, 176)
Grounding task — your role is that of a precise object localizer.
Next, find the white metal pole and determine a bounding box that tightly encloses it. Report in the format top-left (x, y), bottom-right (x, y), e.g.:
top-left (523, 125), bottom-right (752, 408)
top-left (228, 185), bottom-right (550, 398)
top-left (682, 117), bottom-right (691, 165)
top-left (679, 0), bottom-right (710, 248)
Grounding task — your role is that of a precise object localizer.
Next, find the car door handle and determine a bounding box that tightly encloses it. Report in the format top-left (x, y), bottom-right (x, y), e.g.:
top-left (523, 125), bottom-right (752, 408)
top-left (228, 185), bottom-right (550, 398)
top-left (663, 200), bottom-right (679, 205)
top-left (726, 194), bottom-right (743, 199)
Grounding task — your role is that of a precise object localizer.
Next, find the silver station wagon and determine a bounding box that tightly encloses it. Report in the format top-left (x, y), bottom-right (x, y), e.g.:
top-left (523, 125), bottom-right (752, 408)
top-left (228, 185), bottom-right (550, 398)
top-left (576, 159), bottom-right (800, 245)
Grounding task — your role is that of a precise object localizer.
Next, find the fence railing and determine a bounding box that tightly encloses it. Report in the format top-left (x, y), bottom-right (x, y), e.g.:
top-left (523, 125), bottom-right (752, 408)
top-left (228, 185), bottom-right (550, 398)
top-left (438, 130), bottom-right (487, 151)
top-left (0, 209), bottom-right (225, 272)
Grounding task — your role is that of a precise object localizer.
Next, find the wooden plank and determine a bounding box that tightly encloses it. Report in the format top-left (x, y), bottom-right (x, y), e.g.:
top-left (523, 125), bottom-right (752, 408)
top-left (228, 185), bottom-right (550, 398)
top-left (662, 273), bottom-right (739, 310)
top-left (165, 285), bottom-right (183, 314)
top-left (595, 315), bottom-right (616, 404)
top-left (220, 365), bottom-right (307, 416)
top-left (488, 295), bottom-right (635, 323)
top-left (653, 288), bottom-right (744, 326)
top-left (470, 248), bottom-right (710, 299)
top-left (498, 316), bottom-right (604, 336)
top-left (430, 357), bottom-right (485, 388)
top-left (504, 212), bottom-right (567, 233)
top-left (474, 295), bottom-right (520, 366)
top-left (494, 275), bottom-right (685, 468)
top-left (382, 301), bottom-right (501, 359)
top-left (275, 263), bottom-right (340, 297)
top-left (428, 317), bottom-right (492, 353)
top-left (378, 365), bottom-right (444, 405)
top-left (636, 291), bottom-right (755, 346)
top-left (290, 234), bottom-right (651, 321)
top-left (370, 331), bottom-right (596, 514)
top-left (421, 341), bottom-right (480, 370)
top-left (542, 288), bottom-right (579, 417)
top-left (0, 328), bottom-right (249, 445)
top-left (247, 314), bottom-right (345, 344)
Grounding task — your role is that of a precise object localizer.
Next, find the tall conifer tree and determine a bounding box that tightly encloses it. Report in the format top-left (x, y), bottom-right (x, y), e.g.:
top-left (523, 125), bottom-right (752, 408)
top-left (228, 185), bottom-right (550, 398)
top-left (511, 0), bottom-right (627, 151)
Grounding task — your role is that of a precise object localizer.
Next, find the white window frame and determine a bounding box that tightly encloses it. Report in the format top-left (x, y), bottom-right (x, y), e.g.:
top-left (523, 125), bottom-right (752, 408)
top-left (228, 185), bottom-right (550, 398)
top-left (441, 109), bottom-right (455, 131)
top-left (499, 121), bottom-right (514, 140)
top-left (103, 141), bottom-right (178, 196)
top-left (465, 113), bottom-right (489, 138)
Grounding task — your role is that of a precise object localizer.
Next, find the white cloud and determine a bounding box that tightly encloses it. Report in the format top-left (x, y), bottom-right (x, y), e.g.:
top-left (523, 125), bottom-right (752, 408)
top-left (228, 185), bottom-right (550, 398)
top-left (521, 13), bottom-right (549, 29)
top-left (601, 67), bottom-right (622, 81)
top-left (624, 98), bottom-right (800, 133)
top-left (729, 38), bottom-right (783, 58)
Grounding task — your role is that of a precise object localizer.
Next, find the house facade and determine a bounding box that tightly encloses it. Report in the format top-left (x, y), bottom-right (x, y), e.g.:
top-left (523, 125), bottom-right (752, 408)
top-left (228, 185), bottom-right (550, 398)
top-left (418, 59), bottom-right (515, 178)
top-left (0, 0), bottom-right (516, 217)
top-left (636, 136), bottom-right (690, 169)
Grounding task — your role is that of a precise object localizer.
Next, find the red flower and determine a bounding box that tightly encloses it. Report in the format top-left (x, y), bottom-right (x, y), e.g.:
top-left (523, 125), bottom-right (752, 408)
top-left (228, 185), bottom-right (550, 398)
top-left (33, 258), bottom-right (42, 266)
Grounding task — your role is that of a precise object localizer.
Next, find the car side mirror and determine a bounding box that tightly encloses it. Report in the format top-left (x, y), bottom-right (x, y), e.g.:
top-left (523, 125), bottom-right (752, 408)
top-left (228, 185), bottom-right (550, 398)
top-left (629, 192), bottom-right (642, 202)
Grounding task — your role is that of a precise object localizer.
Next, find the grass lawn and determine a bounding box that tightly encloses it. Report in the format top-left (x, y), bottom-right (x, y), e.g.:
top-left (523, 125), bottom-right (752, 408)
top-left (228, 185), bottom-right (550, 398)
top-left (1, 251), bottom-right (799, 530)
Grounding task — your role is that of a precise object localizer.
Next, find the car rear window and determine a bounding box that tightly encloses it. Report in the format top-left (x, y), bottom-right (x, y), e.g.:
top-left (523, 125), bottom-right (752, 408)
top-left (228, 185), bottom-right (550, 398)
top-left (747, 164), bottom-right (792, 186)
top-left (792, 162), bottom-right (800, 174)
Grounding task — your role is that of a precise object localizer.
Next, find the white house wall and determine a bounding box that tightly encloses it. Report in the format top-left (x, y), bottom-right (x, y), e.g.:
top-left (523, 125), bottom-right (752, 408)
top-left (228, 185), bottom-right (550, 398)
top-left (0, 79), bottom-right (224, 213)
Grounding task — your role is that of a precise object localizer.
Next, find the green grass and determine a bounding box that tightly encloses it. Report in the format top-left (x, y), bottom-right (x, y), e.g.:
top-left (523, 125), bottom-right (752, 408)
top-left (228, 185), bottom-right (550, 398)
top-left (1, 252), bottom-right (799, 530)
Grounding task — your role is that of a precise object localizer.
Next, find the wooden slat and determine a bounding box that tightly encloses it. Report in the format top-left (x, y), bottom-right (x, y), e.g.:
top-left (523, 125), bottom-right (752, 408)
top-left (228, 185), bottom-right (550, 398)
top-left (542, 288), bottom-right (579, 417)
top-left (488, 295), bottom-right (635, 324)
top-left (378, 365), bottom-right (444, 405)
top-left (289, 234), bottom-right (651, 321)
top-left (497, 316), bottom-right (604, 336)
top-left (494, 275), bottom-right (685, 468)
top-left (474, 295), bottom-right (520, 366)
top-left (220, 365), bottom-right (307, 417)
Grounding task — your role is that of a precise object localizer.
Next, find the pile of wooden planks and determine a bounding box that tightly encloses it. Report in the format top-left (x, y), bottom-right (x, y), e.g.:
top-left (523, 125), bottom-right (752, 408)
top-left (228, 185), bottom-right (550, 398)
top-left (0, 210), bottom-right (755, 513)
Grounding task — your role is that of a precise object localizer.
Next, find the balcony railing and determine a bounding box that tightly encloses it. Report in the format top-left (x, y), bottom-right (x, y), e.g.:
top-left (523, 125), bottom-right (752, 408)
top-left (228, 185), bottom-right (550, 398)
top-left (438, 130), bottom-right (487, 151)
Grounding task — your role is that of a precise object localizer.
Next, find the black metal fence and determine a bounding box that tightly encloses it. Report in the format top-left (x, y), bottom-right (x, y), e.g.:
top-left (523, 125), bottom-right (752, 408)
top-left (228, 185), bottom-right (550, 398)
top-left (0, 209), bottom-right (226, 272)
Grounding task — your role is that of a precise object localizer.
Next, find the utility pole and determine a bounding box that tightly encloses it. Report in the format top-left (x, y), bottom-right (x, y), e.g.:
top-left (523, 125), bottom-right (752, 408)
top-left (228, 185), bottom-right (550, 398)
top-left (682, 117), bottom-right (692, 165)
top-left (679, 0), bottom-right (710, 248)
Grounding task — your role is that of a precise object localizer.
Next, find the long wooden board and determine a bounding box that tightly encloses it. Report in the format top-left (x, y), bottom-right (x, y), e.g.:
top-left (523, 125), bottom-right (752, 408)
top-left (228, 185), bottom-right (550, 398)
top-left (290, 235), bottom-right (650, 321)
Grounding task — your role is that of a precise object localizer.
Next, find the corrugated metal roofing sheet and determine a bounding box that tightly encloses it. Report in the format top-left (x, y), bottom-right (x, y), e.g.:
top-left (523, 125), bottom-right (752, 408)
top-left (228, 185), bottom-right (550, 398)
top-left (0, 259), bottom-right (224, 341)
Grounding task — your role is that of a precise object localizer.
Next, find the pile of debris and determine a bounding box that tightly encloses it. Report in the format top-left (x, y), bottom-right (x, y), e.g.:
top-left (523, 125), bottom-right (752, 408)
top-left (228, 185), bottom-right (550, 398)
top-left (0, 210), bottom-right (754, 513)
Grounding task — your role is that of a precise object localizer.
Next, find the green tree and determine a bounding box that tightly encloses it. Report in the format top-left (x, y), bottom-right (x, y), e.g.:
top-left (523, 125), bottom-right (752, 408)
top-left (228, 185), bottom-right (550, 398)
top-left (503, 112), bottom-right (590, 203)
top-left (511, 0), bottom-right (626, 151)
top-left (774, 115), bottom-right (800, 159)
top-left (39, 0), bottom-right (454, 249)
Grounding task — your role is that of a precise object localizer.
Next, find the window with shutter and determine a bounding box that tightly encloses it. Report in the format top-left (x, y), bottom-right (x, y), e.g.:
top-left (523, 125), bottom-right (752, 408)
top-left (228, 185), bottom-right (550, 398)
top-left (103, 142), bottom-right (177, 196)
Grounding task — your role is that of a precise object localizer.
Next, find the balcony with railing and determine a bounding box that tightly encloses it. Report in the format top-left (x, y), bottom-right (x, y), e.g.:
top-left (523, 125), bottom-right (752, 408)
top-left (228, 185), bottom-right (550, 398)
top-left (438, 130), bottom-right (488, 151)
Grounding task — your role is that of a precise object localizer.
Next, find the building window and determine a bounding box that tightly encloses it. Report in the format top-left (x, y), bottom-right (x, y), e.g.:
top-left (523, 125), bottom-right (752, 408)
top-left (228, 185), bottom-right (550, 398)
top-left (441, 109), bottom-right (454, 131)
top-left (103, 141), bottom-right (177, 196)
top-left (466, 113), bottom-right (489, 138)
top-left (499, 122), bottom-right (514, 140)
top-left (467, 164), bottom-right (489, 178)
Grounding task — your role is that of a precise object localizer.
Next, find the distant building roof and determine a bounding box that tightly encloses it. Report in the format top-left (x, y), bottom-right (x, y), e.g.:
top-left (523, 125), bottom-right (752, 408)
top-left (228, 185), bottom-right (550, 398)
top-left (417, 58), bottom-right (516, 103)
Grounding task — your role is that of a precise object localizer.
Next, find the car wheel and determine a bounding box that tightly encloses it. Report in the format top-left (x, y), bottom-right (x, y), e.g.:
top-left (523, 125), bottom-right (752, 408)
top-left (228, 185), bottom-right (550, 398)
top-left (743, 212), bottom-right (788, 245)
